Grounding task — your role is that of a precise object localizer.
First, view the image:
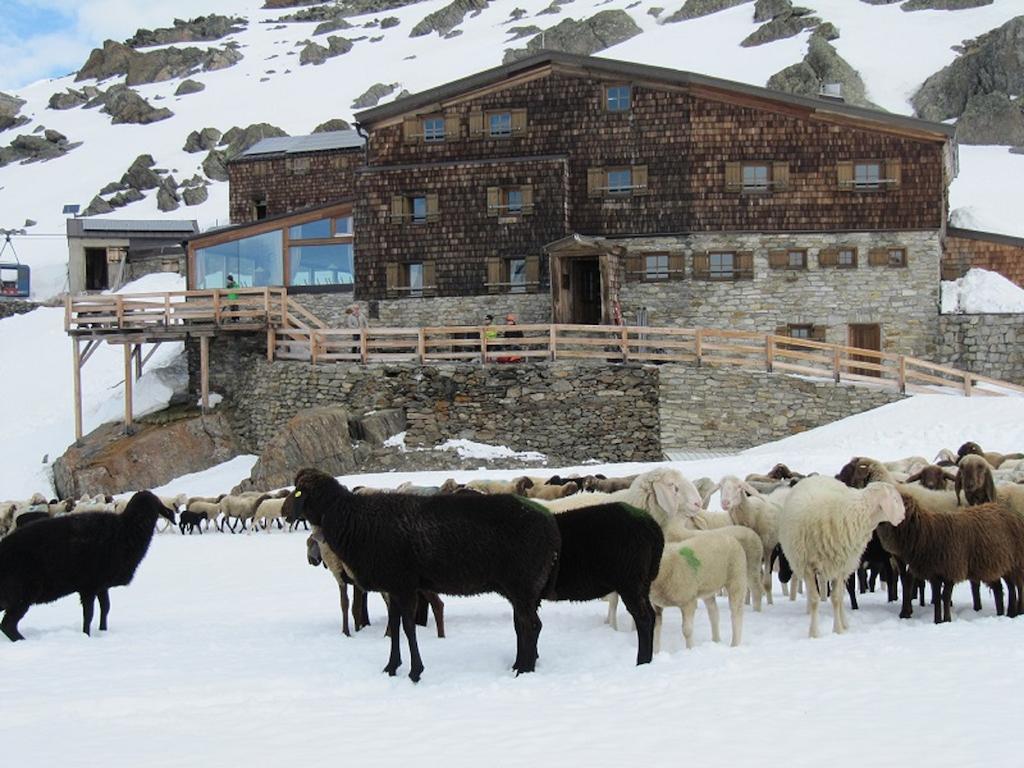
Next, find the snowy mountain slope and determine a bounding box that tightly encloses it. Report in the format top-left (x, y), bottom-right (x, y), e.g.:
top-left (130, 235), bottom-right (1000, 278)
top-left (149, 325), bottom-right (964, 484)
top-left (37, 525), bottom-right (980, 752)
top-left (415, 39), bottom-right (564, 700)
top-left (0, 0), bottom-right (1023, 299)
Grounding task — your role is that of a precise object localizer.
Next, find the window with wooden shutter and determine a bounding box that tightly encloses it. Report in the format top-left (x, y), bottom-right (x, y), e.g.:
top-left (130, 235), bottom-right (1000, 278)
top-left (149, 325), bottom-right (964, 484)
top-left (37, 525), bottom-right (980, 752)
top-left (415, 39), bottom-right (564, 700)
top-left (643, 253), bottom-right (669, 281)
top-left (422, 261), bottom-right (436, 295)
top-left (390, 195), bottom-right (408, 223)
top-left (425, 193), bottom-right (439, 223)
top-left (837, 161), bottom-right (854, 189)
top-left (884, 159), bottom-right (902, 188)
top-left (520, 185), bottom-right (534, 215)
top-left (818, 248), bottom-right (838, 267)
top-left (385, 263), bottom-right (400, 297)
top-left (402, 117), bottom-right (419, 144)
top-left (587, 167), bottom-right (605, 198)
top-left (486, 187), bottom-right (500, 216)
top-left (485, 257), bottom-right (502, 293)
top-left (838, 247), bottom-right (857, 268)
top-left (625, 254), bottom-right (643, 281)
top-left (867, 247), bottom-right (889, 266)
top-left (632, 164), bottom-right (649, 195)
top-left (736, 251), bottom-right (754, 279)
top-left (668, 252), bottom-right (685, 280)
top-left (772, 161), bottom-right (790, 190)
top-left (444, 114), bottom-right (461, 141)
top-left (811, 325), bottom-right (827, 342)
top-left (768, 250), bottom-right (789, 269)
top-left (510, 108), bottom-right (527, 134)
top-left (887, 247), bottom-right (907, 267)
top-left (725, 162), bottom-right (742, 192)
top-left (525, 255), bottom-right (540, 289)
top-left (692, 251), bottom-right (710, 280)
top-left (468, 111), bottom-right (484, 136)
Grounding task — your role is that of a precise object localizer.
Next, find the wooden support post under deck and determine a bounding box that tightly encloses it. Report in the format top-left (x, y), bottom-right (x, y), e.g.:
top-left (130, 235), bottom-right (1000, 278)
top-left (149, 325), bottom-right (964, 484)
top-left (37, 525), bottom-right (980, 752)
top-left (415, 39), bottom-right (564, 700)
top-left (200, 335), bottom-right (210, 414)
top-left (267, 327), bottom-right (276, 362)
top-left (133, 344), bottom-right (143, 380)
top-left (123, 343), bottom-right (134, 434)
top-left (72, 338), bottom-right (83, 443)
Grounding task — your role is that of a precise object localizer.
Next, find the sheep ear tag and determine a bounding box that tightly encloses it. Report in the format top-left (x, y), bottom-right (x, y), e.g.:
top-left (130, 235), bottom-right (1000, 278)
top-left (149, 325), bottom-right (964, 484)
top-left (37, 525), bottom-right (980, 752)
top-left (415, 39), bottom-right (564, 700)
top-left (294, 491), bottom-right (302, 497)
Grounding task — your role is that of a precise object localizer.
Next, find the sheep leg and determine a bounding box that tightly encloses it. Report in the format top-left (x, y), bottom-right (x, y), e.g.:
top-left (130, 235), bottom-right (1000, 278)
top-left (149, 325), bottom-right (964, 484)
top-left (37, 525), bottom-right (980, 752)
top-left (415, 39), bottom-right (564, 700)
top-left (97, 589), bottom-right (110, 631)
top-left (337, 581), bottom-right (351, 637)
top-left (941, 581), bottom-right (954, 623)
top-left (681, 600), bottom-right (697, 649)
top-left (845, 574), bottom-right (859, 611)
top-left (763, 547), bottom-right (774, 606)
top-left (970, 580), bottom-right (983, 612)
top-left (396, 593), bottom-right (424, 683)
top-left (354, 588), bottom-right (370, 630)
top-left (1, 603), bottom-right (28, 641)
top-left (425, 592), bottom-right (446, 638)
top-left (917, 580), bottom-right (925, 606)
top-left (382, 598), bottom-right (403, 676)
top-left (885, 558), bottom-right (898, 603)
top-left (414, 593), bottom-right (429, 627)
top-left (619, 592), bottom-right (654, 665)
top-left (830, 579), bottom-right (845, 634)
top-left (989, 581), bottom-right (1005, 616)
top-left (652, 606), bottom-right (663, 654)
top-left (1007, 580), bottom-right (1020, 618)
top-left (930, 579), bottom-right (944, 624)
top-left (704, 597), bottom-right (721, 643)
top-left (80, 592), bottom-right (95, 636)
top-left (895, 560), bottom-right (914, 619)
top-left (806, 573), bottom-right (821, 638)
top-left (858, 567), bottom-right (868, 594)
top-left (511, 601), bottom-right (540, 674)
top-left (727, 583), bottom-right (744, 647)
top-left (606, 592), bottom-right (620, 630)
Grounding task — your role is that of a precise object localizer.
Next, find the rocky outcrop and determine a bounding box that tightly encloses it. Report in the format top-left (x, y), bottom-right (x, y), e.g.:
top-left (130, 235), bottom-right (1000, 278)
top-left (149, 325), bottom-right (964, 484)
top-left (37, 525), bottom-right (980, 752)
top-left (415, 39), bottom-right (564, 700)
top-left (503, 10), bottom-right (642, 63)
top-left (381, 16), bottom-right (401, 28)
top-left (299, 35), bottom-right (354, 65)
top-left (313, 18), bottom-right (353, 35)
top-left (955, 92), bottom-right (1024, 145)
top-left (220, 123), bottom-right (288, 158)
top-left (754, 0), bottom-right (791, 21)
top-left (53, 412), bottom-right (240, 499)
top-left (156, 178), bottom-right (181, 212)
top-left (312, 118), bottom-right (351, 132)
top-left (507, 24), bottom-right (542, 39)
top-left (182, 184), bottom-right (209, 206)
top-left (901, 0), bottom-right (992, 10)
top-left (0, 130), bottom-right (81, 168)
top-left (202, 150), bottom-right (229, 181)
top-left (742, 6), bottom-right (820, 47)
top-left (0, 91), bottom-right (29, 131)
top-left (48, 88), bottom-right (89, 110)
top-left (183, 127), bottom-right (222, 152)
top-left (121, 154), bottom-right (162, 190)
top-left (125, 15), bottom-right (247, 48)
top-left (912, 17), bottom-right (1024, 124)
top-left (239, 406), bottom-right (360, 492)
top-left (767, 36), bottom-right (876, 109)
top-left (175, 79), bottom-right (206, 96)
top-left (76, 39), bottom-right (243, 85)
top-left (663, 0), bottom-right (751, 23)
top-left (351, 82), bottom-right (399, 108)
top-left (410, 0), bottom-right (488, 37)
top-left (101, 85), bottom-right (173, 125)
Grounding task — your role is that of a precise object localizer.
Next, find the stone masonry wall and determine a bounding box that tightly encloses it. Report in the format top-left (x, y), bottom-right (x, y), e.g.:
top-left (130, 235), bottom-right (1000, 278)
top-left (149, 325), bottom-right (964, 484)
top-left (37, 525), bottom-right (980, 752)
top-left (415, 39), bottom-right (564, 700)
top-left (659, 364), bottom-right (905, 452)
top-left (291, 291), bottom-right (551, 327)
top-left (619, 230), bottom-right (941, 359)
top-left (936, 314), bottom-right (1024, 385)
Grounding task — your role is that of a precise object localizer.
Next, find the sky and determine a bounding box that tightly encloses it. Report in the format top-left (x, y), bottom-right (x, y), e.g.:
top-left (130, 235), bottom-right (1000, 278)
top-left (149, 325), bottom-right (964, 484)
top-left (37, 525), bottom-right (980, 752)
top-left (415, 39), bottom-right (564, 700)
top-left (0, 0), bottom-right (252, 92)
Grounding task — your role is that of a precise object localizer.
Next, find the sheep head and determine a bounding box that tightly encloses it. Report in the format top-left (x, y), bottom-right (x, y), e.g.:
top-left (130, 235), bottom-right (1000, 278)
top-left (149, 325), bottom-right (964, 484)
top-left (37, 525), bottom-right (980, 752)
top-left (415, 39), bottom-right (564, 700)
top-left (836, 457), bottom-right (888, 489)
top-left (864, 483), bottom-right (905, 527)
top-left (957, 441), bottom-right (983, 460)
top-left (719, 476), bottom-right (759, 512)
top-left (636, 468), bottom-right (702, 518)
top-left (905, 465), bottom-right (956, 492)
top-left (306, 532), bottom-right (324, 567)
top-left (292, 467), bottom-right (345, 527)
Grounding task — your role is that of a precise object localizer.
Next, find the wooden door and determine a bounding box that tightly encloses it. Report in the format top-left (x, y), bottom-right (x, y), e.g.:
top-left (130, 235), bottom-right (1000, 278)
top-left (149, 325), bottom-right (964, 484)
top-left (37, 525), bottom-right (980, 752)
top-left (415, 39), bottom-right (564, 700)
top-left (848, 323), bottom-right (881, 377)
top-left (571, 258), bottom-right (602, 325)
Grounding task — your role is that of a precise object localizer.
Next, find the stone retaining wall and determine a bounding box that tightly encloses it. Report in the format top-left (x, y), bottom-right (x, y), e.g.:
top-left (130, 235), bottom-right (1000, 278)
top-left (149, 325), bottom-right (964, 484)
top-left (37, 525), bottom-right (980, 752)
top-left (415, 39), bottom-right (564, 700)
top-left (937, 314), bottom-right (1024, 385)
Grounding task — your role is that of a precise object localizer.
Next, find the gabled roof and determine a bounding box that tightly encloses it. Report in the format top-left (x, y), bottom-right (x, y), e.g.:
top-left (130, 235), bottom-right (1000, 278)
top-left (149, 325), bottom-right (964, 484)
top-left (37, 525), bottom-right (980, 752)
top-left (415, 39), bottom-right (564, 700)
top-left (68, 219), bottom-right (199, 238)
top-left (235, 130), bottom-right (365, 160)
top-left (354, 51), bottom-right (955, 141)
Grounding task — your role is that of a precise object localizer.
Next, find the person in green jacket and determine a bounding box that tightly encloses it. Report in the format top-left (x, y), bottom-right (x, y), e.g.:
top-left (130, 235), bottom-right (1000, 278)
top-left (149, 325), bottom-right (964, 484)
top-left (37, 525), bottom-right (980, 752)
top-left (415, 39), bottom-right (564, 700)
top-left (225, 274), bottom-right (239, 322)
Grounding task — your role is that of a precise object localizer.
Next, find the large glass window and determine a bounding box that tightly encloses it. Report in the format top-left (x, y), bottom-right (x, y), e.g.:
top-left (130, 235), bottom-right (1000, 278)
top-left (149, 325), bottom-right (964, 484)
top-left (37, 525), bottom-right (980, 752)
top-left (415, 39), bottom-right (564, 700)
top-left (195, 230), bottom-right (283, 289)
top-left (289, 218), bottom-right (331, 240)
top-left (289, 243), bottom-right (353, 287)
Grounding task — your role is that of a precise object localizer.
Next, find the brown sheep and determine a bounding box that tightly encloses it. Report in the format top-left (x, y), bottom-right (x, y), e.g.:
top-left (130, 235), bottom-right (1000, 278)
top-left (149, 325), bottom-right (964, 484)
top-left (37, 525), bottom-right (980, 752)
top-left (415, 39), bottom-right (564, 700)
top-left (955, 454), bottom-right (996, 506)
top-left (583, 474), bottom-right (638, 493)
top-left (905, 465), bottom-right (957, 492)
top-left (875, 495), bottom-right (1024, 623)
top-left (517, 478), bottom-right (579, 500)
top-left (957, 441), bottom-right (1024, 470)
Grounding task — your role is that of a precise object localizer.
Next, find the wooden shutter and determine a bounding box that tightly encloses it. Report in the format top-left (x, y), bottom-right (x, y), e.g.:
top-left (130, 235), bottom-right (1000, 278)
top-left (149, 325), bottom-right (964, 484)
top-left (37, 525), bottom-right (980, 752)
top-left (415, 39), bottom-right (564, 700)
top-left (692, 251), bottom-right (709, 280)
top-left (444, 114), bottom-right (460, 141)
top-left (772, 161), bottom-right (790, 191)
top-left (587, 167), bottom-right (605, 197)
top-left (768, 250), bottom-right (789, 269)
top-left (818, 248), bottom-right (839, 267)
top-left (521, 185), bottom-right (534, 215)
top-left (525, 255), bottom-right (540, 290)
top-left (485, 257), bottom-right (502, 293)
top-left (486, 187), bottom-right (500, 216)
top-left (402, 117), bottom-right (419, 143)
top-left (811, 325), bottom-right (827, 342)
top-left (625, 254), bottom-right (642, 281)
top-left (837, 161), bottom-right (854, 189)
top-left (867, 247), bottom-right (889, 266)
top-left (736, 251), bottom-right (754, 279)
top-left (510, 108), bottom-right (527, 134)
top-left (725, 162), bottom-right (742, 191)
top-left (422, 261), bottom-right (436, 295)
top-left (385, 263), bottom-right (400, 297)
top-left (468, 111), bottom-right (483, 136)
top-left (632, 164), bottom-right (649, 195)
top-left (775, 324), bottom-right (789, 337)
top-left (668, 253), bottom-right (685, 280)
top-left (390, 195), bottom-right (407, 223)
top-left (885, 159), bottom-right (902, 188)
top-left (425, 193), bottom-right (439, 223)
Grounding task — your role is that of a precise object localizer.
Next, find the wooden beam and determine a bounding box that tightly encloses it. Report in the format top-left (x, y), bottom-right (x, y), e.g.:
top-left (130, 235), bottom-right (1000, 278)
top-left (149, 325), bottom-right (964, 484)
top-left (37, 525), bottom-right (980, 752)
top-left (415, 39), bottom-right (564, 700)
top-left (80, 339), bottom-right (101, 367)
top-left (133, 344), bottom-right (143, 380)
top-left (123, 343), bottom-right (134, 434)
top-left (140, 341), bottom-right (162, 371)
top-left (200, 335), bottom-right (210, 414)
top-left (72, 338), bottom-right (83, 443)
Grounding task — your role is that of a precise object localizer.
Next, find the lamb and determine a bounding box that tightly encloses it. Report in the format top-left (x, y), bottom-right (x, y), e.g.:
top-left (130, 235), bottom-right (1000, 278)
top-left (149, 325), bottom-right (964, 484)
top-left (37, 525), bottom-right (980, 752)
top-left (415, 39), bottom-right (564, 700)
top-left (184, 499), bottom-right (221, 531)
top-left (281, 492), bottom-right (309, 532)
top-left (665, 522), bottom-right (765, 612)
top-left (544, 503), bottom-right (663, 664)
top-left (71, 495), bottom-right (114, 515)
top-left (905, 465), bottom-right (957, 492)
top-left (465, 478), bottom-right (530, 495)
top-left (693, 478), bottom-right (719, 509)
top-left (178, 510), bottom-right (207, 535)
top-left (718, 476), bottom-right (783, 604)
top-left (582, 475), bottom-right (638, 493)
top-left (0, 490), bottom-right (175, 640)
top-left (957, 441), bottom-right (1024, 470)
top-left (519, 478), bottom-right (579, 500)
top-left (649, 533), bottom-right (748, 652)
top-left (779, 476), bottom-right (905, 638)
top-left (542, 467), bottom-right (703, 525)
top-left (956, 454), bottom-right (995, 506)
top-left (290, 468), bottom-right (560, 681)
top-left (875, 496), bottom-right (1024, 622)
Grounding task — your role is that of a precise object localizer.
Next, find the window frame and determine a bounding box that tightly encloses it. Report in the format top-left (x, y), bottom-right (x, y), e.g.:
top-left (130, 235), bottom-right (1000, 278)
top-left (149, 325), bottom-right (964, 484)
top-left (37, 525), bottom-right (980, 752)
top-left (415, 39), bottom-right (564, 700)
top-left (787, 324), bottom-right (813, 340)
top-left (410, 196), bottom-right (428, 225)
top-left (504, 188), bottom-right (524, 215)
top-left (488, 111), bottom-right (512, 138)
top-left (742, 163), bottom-right (771, 193)
top-left (786, 249), bottom-right (807, 270)
top-left (853, 160), bottom-right (883, 190)
top-left (507, 257), bottom-right (528, 294)
top-left (644, 253), bottom-right (670, 281)
top-left (405, 262), bottom-right (424, 298)
top-left (604, 84), bottom-right (631, 113)
top-left (708, 251), bottom-right (737, 281)
top-left (887, 247), bottom-right (907, 268)
top-left (606, 167), bottom-right (633, 195)
top-left (837, 248), bottom-right (857, 268)
top-left (422, 115), bottom-right (445, 143)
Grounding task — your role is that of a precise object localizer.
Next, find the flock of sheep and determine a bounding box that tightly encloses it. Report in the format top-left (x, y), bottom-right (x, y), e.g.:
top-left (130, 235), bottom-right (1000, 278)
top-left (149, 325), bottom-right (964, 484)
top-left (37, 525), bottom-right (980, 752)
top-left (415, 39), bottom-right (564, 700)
top-left (2, 440), bottom-right (1023, 681)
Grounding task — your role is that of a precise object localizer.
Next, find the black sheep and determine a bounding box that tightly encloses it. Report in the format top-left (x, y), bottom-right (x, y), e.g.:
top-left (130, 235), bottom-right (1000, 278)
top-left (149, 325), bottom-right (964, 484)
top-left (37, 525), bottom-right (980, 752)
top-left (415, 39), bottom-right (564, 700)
top-left (178, 510), bottom-right (208, 535)
top-left (291, 468), bottom-right (560, 682)
top-left (0, 490), bottom-right (174, 641)
top-left (544, 503), bottom-right (663, 665)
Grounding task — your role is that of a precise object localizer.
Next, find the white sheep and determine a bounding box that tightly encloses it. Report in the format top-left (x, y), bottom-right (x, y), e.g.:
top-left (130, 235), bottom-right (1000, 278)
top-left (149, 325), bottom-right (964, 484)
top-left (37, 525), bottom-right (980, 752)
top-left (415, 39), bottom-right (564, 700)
top-left (719, 476), bottom-right (785, 604)
top-left (665, 521), bottom-right (765, 612)
top-left (542, 467), bottom-right (703, 525)
top-left (692, 477), bottom-right (719, 509)
top-left (251, 497), bottom-right (287, 532)
top-left (219, 493), bottom-right (268, 532)
top-left (649, 533), bottom-right (748, 652)
top-left (779, 476), bottom-right (905, 638)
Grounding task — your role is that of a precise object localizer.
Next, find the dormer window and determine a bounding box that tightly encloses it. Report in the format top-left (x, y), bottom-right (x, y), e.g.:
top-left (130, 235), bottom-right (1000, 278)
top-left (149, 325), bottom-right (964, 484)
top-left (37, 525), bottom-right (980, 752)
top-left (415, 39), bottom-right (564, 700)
top-left (605, 84), bottom-right (631, 112)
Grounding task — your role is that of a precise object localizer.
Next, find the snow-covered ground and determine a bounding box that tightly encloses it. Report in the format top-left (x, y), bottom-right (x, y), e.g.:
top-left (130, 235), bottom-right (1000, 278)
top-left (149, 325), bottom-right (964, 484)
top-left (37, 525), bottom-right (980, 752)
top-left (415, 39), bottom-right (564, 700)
top-left (3, 394), bottom-right (1024, 767)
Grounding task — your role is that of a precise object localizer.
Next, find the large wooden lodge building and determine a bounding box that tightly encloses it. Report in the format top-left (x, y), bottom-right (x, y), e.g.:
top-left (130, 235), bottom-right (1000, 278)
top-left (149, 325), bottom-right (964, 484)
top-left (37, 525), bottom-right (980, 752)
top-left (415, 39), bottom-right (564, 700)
top-left (185, 52), bottom-right (1020, 360)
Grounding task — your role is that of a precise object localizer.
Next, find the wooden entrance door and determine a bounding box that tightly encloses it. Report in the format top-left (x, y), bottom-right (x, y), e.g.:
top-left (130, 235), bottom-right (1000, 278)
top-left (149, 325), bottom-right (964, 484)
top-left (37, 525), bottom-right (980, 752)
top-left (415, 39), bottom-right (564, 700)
top-left (85, 247), bottom-right (109, 291)
top-left (848, 323), bottom-right (881, 377)
top-left (571, 257), bottom-right (602, 324)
